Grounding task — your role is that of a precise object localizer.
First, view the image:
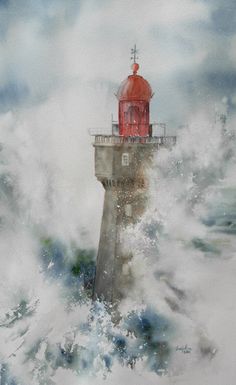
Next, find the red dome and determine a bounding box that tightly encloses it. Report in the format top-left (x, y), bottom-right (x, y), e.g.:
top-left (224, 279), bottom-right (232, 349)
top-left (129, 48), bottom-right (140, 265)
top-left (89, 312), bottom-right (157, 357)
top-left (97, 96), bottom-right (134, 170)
top-left (117, 74), bottom-right (152, 102)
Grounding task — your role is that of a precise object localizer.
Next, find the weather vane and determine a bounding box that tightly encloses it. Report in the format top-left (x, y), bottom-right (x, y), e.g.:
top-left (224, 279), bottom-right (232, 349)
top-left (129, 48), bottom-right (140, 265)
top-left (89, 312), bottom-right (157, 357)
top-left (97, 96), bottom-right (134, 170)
top-left (131, 44), bottom-right (139, 63)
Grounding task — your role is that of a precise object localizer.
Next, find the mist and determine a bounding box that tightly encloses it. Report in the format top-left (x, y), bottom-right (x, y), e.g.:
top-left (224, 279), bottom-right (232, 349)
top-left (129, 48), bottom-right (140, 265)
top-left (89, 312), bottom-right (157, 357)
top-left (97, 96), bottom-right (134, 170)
top-left (0, 0), bottom-right (236, 384)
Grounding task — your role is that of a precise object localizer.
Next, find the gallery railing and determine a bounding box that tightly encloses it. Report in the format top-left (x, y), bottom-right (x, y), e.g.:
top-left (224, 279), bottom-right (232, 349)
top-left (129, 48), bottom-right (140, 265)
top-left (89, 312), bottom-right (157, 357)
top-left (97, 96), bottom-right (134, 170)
top-left (93, 135), bottom-right (176, 145)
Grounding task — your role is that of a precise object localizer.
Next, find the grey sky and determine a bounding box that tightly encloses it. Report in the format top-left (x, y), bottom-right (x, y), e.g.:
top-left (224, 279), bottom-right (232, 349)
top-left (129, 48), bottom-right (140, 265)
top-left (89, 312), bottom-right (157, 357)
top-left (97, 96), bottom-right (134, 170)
top-left (0, 0), bottom-right (235, 126)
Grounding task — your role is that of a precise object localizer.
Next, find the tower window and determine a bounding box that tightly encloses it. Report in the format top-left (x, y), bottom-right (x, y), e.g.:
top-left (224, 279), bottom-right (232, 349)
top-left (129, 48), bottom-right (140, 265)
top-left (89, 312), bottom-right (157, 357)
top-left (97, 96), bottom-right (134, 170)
top-left (122, 263), bottom-right (130, 276)
top-left (125, 204), bottom-right (132, 217)
top-left (122, 153), bottom-right (129, 166)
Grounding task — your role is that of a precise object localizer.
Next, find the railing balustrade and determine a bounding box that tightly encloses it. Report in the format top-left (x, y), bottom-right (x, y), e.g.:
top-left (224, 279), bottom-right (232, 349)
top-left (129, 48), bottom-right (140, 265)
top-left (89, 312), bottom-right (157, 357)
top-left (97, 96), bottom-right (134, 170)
top-left (89, 122), bottom-right (168, 137)
top-left (94, 135), bottom-right (176, 145)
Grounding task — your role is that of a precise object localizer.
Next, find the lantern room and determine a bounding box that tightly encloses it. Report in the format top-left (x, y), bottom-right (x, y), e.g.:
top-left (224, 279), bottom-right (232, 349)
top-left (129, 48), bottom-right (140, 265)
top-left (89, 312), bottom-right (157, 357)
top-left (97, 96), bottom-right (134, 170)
top-left (117, 62), bottom-right (153, 137)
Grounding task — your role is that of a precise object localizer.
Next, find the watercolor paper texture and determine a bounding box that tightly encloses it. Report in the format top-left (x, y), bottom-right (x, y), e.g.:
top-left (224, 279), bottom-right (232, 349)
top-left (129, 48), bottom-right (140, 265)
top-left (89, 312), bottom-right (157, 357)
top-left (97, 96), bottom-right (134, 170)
top-left (0, 1), bottom-right (235, 384)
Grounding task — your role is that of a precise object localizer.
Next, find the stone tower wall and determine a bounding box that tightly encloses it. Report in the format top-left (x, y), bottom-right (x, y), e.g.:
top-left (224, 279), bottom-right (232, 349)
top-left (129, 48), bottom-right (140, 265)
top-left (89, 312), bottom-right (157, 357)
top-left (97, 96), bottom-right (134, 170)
top-left (93, 142), bottom-right (157, 303)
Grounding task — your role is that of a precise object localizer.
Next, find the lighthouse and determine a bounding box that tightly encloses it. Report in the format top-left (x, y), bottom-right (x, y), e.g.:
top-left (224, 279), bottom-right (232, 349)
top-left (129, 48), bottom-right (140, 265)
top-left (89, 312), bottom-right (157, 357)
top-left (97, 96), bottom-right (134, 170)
top-left (92, 46), bottom-right (176, 304)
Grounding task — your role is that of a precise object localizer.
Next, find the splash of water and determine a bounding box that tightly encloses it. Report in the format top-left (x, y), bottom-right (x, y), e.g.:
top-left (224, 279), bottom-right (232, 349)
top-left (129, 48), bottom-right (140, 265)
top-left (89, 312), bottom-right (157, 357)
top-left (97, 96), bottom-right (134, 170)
top-left (0, 111), bottom-right (236, 384)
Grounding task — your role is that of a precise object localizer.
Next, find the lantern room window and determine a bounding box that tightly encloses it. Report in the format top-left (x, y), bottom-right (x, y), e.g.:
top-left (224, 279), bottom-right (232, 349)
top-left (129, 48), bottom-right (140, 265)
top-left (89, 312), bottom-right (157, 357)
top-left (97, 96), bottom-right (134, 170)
top-left (126, 106), bottom-right (140, 125)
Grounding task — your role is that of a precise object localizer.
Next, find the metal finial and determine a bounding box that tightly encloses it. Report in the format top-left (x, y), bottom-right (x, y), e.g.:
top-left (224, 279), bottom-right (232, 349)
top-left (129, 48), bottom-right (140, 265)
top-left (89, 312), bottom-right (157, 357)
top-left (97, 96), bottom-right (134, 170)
top-left (130, 44), bottom-right (139, 64)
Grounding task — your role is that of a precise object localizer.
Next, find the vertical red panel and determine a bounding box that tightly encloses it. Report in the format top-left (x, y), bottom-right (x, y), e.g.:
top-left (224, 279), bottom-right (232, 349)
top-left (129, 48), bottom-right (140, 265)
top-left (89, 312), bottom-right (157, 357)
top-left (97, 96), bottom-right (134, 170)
top-left (119, 100), bottom-right (149, 137)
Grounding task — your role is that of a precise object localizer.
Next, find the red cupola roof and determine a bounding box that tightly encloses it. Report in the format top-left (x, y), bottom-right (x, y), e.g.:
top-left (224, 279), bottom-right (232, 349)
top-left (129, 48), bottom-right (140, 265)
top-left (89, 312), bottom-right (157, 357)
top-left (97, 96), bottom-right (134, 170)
top-left (117, 47), bottom-right (153, 137)
top-left (117, 63), bottom-right (153, 102)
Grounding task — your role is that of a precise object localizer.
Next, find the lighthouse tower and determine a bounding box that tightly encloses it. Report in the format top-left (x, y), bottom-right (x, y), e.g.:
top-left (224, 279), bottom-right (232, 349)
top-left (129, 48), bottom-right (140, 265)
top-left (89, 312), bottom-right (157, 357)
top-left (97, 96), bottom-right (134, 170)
top-left (92, 47), bottom-right (175, 303)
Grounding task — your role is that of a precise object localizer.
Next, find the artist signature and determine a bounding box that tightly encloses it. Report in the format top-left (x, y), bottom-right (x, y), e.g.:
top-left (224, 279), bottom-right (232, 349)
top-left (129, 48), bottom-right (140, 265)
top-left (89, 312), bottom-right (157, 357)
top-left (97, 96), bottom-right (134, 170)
top-left (176, 345), bottom-right (192, 354)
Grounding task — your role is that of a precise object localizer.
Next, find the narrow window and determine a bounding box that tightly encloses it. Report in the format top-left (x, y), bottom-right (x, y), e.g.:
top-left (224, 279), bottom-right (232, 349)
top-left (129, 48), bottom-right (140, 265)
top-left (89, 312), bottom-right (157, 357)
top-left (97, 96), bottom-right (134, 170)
top-left (122, 263), bottom-right (130, 276)
top-left (125, 204), bottom-right (132, 217)
top-left (122, 153), bottom-right (129, 166)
